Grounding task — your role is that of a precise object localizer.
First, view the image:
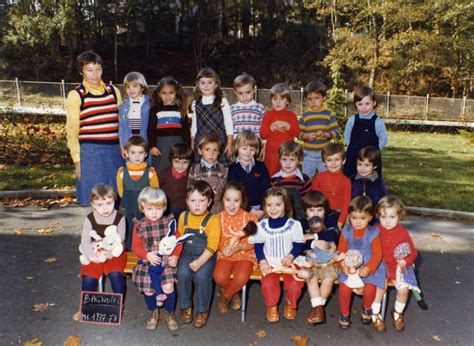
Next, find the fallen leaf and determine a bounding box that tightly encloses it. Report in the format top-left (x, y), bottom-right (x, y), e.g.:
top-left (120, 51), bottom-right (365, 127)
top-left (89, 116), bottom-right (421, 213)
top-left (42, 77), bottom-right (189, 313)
top-left (26, 276), bottom-right (34, 280)
top-left (44, 257), bottom-right (57, 263)
top-left (63, 335), bottom-right (81, 346)
top-left (256, 329), bottom-right (266, 338)
top-left (33, 303), bottom-right (54, 312)
top-left (431, 232), bottom-right (441, 238)
top-left (455, 281), bottom-right (460, 284)
top-left (24, 337), bottom-right (43, 346)
top-left (37, 228), bottom-right (54, 234)
top-left (432, 335), bottom-right (441, 342)
top-left (49, 220), bottom-right (60, 226)
top-left (440, 249), bottom-right (447, 254)
top-left (14, 229), bottom-right (26, 235)
top-left (291, 335), bottom-right (309, 346)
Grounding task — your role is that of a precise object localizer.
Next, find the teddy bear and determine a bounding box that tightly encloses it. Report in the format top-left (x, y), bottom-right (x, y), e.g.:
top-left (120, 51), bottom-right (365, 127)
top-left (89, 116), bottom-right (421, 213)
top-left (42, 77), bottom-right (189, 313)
top-left (78, 225), bottom-right (123, 265)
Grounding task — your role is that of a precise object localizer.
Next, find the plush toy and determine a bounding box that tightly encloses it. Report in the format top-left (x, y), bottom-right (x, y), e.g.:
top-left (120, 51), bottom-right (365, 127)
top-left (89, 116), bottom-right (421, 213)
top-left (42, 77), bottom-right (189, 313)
top-left (79, 230), bottom-right (106, 265)
top-left (394, 242), bottom-right (428, 310)
top-left (101, 225), bottom-right (124, 258)
top-left (152, 219), bottom-right (194, 306)
top-left (224, 221), bottom-right (258, 257)
top-left (78, 226), bottom-right (123, 265)
top-left (305, 216), bottom-right (344, 265)
top-left (344, 249), bottom-right (365, 293)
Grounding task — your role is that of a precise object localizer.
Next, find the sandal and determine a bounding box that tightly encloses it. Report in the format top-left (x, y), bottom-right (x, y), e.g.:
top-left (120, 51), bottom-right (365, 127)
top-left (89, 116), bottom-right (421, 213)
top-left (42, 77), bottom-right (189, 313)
top-left (339, 315), bottom-right (351, 330)
top-left (361, 308), bottom-right (372, 325)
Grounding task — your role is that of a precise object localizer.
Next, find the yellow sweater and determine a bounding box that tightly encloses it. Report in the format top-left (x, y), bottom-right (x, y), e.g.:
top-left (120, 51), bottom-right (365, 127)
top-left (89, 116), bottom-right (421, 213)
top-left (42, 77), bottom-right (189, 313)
top-left (116, 162), bottom-right (159, 197)
top-left (178, 211), bottom-right (221, 255)
top-left (66, 80), bottom-right (122, 163)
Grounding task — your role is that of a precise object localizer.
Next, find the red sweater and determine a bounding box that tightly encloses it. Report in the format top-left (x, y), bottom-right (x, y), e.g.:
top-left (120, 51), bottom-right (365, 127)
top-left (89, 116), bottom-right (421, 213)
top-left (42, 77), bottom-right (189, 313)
top-left (376, 223), bottom-right (418, 279)
top-left (312, 171), bottom-right (351, 225)
top-left (260, 109), bottom-right (300, 176)
top-left (338, 227), bottom-right (382, 274)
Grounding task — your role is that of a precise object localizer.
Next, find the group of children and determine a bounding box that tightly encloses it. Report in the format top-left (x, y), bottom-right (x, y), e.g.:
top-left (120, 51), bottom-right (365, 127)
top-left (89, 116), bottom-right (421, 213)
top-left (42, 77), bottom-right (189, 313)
top-left (70, 50), bottom-right (425, 334)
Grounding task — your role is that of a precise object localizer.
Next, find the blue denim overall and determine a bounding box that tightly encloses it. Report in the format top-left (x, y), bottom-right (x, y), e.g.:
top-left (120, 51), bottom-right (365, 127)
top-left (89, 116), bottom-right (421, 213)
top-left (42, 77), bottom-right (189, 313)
top-left (338, 226), bottom-right (386, 289)
top-left (177, 211), bottom-right (216, 313)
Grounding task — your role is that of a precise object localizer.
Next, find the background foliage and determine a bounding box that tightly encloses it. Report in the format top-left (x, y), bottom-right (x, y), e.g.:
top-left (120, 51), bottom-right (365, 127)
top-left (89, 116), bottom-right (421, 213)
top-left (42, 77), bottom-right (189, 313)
top-left (0, 0), bottom-right (472, 98)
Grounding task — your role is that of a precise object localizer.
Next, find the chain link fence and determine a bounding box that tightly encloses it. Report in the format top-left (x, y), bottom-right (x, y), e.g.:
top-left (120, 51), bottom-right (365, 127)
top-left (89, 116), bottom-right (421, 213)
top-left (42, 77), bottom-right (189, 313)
top-left (0, 79), bottom-right (472, 125)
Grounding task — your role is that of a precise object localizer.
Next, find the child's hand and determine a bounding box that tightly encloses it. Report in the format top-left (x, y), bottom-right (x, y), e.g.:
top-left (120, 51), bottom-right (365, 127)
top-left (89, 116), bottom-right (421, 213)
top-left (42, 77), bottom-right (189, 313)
top-left (397, 259), bottom-right (407, 269)
top-left (281, 254), bottom-right (294, 267)
top-left (314, 130), bottom-right (325, 138)
top-left (150, 147), bottom-right (161, 157)
top-left (224, 143), bottom-right (233, 159)
top-left (312, 240), bottom-right (329, 250)
top-left (250, 208), bottom-right (265, 220)
top-left (259, 143), bottom-right (266, 160)
top-left (223, 244), bottom-right (236, 257)
top-left (146, 252), bottom-right (161, 266)
top-left (259, 260), bottom-right (271, 277)
top-left (340, 262), bottom-right (349, 275)
top-left (189, 259), bottom-right (203, 272)
top-left (168, 255), bottom-right (178, 267)
top-left (359, 266), bottom-right (370, 278)
top-left (307, 132), bottom-right (317, 141)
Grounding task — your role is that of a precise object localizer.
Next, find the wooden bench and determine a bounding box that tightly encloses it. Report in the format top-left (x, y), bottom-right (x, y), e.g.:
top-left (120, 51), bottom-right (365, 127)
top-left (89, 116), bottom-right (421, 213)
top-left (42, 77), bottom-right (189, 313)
top-left (101, 253), bottom-right (396, 323)
top-left (239, 268), bottom-right (395, 322)
top-left (98, 252), bottom-right (138, 292)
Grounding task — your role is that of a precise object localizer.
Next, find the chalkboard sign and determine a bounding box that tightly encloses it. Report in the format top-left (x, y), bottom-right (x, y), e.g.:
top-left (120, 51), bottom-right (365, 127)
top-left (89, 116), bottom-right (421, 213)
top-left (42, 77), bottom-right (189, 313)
top-left (79, 291), bottom-right (123, 326)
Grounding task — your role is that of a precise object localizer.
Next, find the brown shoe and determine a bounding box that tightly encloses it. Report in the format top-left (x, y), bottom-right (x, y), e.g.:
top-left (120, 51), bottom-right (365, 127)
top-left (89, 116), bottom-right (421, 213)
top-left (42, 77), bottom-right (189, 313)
top-left (218, 294), bottom-right (231, 314)
top-left (392, 309), bottom-right (405, 331)
top-left (266, 306), bottom-right (279, 322)
top-left (163, 312), bottom-right (179, 332)
top-left (193, 312), bottom-right (209, 328)
top-left (372, 314), bottom-right (386, 333)
top-left (230, 293), bottom-right (242, 310)
top-left (284, 302), bottom-right (297, 320)
top-left (146, 309), bottom-right (159, 330)
top-left (72, 310), bottom-right (80, 322)
top-left (180, 307), bottom-right (193, 324)
top-left (306, 305), bottom-right (325, 325)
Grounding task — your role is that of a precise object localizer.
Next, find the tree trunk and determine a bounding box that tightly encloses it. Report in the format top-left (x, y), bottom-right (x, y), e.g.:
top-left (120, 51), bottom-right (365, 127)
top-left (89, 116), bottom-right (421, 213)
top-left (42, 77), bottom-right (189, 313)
top-left (241, 0), bottom-right (250, 38)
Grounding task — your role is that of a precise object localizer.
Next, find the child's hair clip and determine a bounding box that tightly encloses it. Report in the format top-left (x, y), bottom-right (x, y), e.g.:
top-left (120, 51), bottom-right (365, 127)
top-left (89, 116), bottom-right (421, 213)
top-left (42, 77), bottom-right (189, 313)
top-left (174, 79), bottom-right (180, 86)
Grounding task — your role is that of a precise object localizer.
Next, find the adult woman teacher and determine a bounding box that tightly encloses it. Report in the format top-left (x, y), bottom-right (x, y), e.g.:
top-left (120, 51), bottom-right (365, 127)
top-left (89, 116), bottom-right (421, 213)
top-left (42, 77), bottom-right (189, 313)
top-left (66, 51), bottom-right (123, 205)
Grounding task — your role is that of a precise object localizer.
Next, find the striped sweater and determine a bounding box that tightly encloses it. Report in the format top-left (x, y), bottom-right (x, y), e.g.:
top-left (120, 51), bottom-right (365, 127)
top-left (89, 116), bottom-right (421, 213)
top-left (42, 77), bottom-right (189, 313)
top-left (299, 106), bottom-right (340, 151)
top-left (77, 84), bottom-right (120, 143)
top-left (230, 100), bottom-right (265, 136)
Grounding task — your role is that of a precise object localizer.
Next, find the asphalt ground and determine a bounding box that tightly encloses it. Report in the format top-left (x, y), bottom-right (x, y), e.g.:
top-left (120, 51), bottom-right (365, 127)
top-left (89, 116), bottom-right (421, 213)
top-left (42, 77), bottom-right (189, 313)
top-left (0, 205), bottom-right (473, 345)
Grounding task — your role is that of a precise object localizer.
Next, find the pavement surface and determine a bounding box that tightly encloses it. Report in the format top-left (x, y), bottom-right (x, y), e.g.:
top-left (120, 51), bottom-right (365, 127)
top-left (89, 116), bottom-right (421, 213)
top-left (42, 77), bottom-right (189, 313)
top-left (0, 205), bottom-right (473, 345)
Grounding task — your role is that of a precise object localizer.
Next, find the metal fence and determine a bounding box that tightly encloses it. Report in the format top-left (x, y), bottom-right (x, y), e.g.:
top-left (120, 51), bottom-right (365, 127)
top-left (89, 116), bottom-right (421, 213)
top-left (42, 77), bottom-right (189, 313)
top-left (1, 79), bottom-right (472, 125)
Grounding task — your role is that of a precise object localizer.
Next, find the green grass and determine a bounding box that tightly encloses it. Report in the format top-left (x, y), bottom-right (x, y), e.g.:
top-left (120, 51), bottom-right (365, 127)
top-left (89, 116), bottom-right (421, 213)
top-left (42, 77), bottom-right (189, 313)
top-left (0, 113), bottom-right (473, 211)
top-left (0, 164), bottom-right (74, 190)
top-left (384, 131), bottom-right (474, 212)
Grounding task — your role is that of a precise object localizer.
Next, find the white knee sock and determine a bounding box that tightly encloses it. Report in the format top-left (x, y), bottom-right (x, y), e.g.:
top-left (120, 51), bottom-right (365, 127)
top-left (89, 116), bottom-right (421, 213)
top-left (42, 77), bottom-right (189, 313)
top-left (371, 302), bottom-right (381, 322)
top-left (311, 297), bottom-right (323, 307)
top-left (394, 300), bottom-right (406, 319)
top-left (321, 298), bottom-right (327, 306)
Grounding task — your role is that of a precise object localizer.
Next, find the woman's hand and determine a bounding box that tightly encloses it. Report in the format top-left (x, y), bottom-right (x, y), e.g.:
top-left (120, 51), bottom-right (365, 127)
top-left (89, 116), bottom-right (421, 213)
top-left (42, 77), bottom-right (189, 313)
top-left (75, 162), bottom-right (81, 179)
top-left (120, 147), bottom-right (128, 160)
